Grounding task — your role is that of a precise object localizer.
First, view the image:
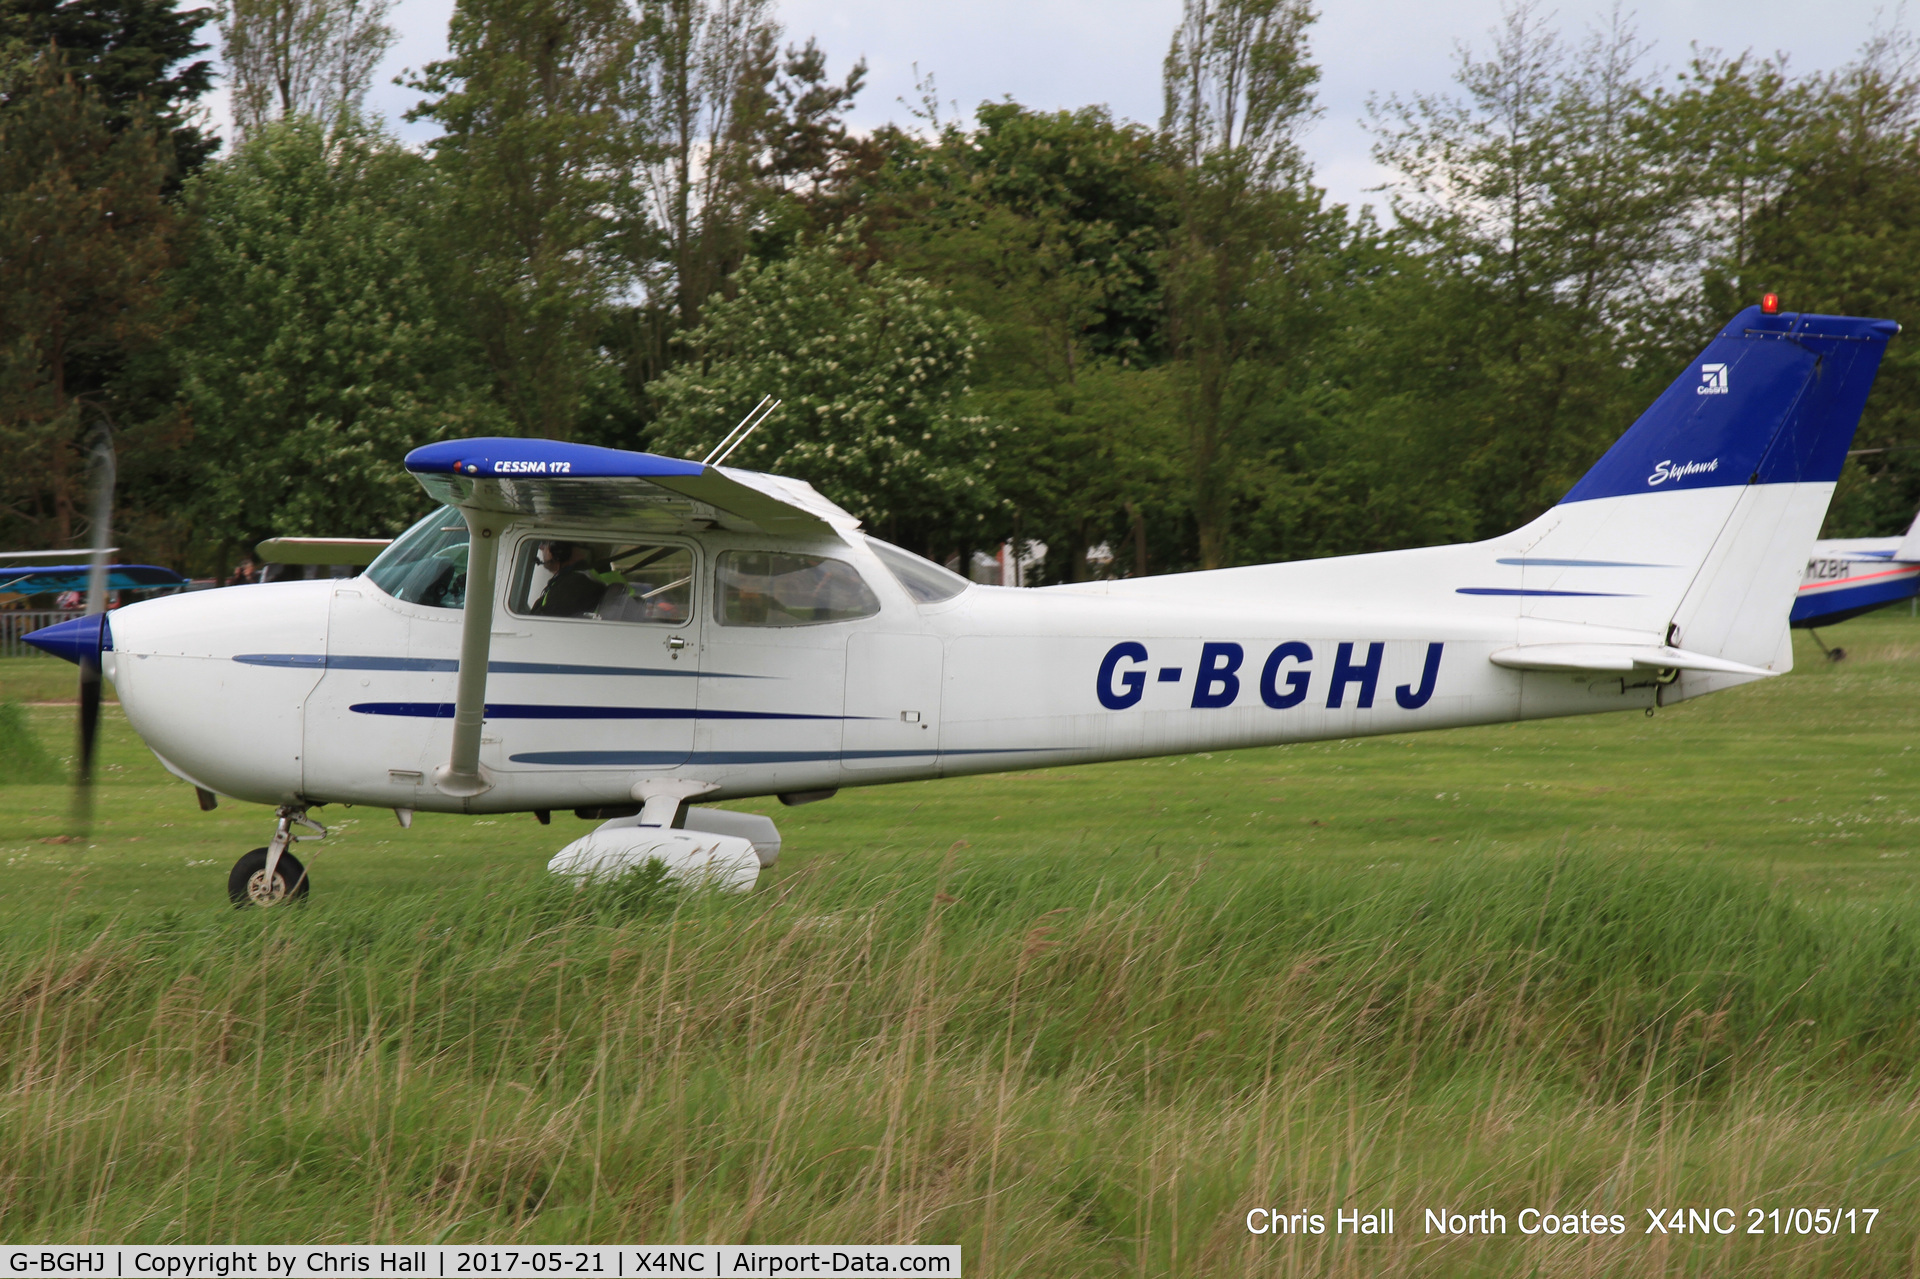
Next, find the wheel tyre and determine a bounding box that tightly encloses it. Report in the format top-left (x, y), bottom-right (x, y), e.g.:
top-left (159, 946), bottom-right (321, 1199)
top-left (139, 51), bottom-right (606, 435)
top-left (1830, 647), bottom-right (1848, 663)
top-left (228, 846), bottom-right (311, 908)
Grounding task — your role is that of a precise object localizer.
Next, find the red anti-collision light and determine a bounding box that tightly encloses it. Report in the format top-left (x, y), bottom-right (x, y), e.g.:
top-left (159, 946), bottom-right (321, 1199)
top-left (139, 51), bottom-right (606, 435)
top-left (1761, 293), bottom-right (1780, 314)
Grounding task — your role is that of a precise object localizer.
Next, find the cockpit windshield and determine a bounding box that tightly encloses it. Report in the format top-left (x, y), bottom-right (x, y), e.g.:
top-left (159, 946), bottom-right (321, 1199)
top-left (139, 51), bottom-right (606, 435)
top-left (866, 537), bottom-right (970, 603)
top-left (364, 506), bottom-right (470, 609)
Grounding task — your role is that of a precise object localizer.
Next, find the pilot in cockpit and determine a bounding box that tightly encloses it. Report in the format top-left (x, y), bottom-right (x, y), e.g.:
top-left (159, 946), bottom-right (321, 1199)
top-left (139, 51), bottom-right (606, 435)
top-left (531, 541), bottom-right (603, 617)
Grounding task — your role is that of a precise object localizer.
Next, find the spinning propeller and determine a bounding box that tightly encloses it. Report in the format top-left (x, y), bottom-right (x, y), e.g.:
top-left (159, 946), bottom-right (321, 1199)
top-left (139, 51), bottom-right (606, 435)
top-left (71, 425), bottom-right (115, 829)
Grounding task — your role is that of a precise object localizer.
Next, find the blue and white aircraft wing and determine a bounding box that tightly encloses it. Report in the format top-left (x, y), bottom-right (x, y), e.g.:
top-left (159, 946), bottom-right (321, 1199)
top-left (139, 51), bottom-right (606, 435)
top-left (404, 439), bottom-right (853, 537)
top-left (0, 564), bottom-right (187, 596)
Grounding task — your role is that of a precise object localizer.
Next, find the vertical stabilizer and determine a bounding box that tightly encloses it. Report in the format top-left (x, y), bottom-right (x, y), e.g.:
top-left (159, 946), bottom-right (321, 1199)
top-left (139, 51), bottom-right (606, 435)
top-left (1511, 306), bottom-right (1897, 670)
top-left (1894, 506), bottom-right (1920, 563)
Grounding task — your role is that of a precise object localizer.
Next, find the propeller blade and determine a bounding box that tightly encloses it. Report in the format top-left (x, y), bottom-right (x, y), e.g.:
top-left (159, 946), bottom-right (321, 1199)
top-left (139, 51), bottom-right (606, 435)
top-left (72, 425), bottom-right (115, 828)
top-left (77, 653), bottom-right (101, 786)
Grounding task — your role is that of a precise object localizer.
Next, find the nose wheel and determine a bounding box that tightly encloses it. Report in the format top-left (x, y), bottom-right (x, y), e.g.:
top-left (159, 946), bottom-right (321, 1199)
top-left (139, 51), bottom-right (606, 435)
top-left (229, 847), bottom-right (310, 906)
top-left (228, 805), bottom-right (325, 907)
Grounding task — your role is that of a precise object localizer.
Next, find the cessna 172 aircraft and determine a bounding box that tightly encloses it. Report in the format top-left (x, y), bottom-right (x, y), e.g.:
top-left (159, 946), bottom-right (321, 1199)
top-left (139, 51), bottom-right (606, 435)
top-left (1794, 508), bottom-right (1920, 658)
top-left (25, 303), bottom-right (1902, 904)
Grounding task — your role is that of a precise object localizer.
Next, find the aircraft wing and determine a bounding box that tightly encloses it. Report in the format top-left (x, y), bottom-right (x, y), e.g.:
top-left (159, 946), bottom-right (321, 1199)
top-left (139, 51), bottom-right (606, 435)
top-left (404, 438), bottom-right (853, 537)
top-left (256, 537), bottom-right (392, 566)
top-left (1489, 644), bottom-right (1776, 677)
top-left (0, 564), bottom-right (187, 595)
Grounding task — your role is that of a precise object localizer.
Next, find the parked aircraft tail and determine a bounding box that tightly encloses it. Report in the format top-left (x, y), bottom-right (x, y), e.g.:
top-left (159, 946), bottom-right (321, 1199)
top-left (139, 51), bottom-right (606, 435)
top-left (1511, 305), bottom-right (1899, 677)
top-left (1085, 305), bottom-right (1899, 696)
top-left (1894, 506), bottom-right (1920, 564)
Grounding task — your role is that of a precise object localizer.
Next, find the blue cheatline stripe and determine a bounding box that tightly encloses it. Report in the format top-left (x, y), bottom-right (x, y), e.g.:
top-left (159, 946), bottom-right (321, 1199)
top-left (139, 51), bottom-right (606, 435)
top-left (1493, 558), bottom-right (1680, 568)
top-left (507, 748), bottom-right (1057, 766)
top-left (235, 654), bottom-right (763, 679)
top-left (1456, 588), bottom-right (1640, 598)
top-left (349, 702), bottom-right (859, 721)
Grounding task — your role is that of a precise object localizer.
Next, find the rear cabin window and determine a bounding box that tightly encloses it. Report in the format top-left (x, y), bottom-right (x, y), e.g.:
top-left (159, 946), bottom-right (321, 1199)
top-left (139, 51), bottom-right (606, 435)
top-left (716, 551), bottom-right (880, 626)
top-left (364, 507), bottom-right (469, 609)
top-left (508, 540), bottom-right (695, 624)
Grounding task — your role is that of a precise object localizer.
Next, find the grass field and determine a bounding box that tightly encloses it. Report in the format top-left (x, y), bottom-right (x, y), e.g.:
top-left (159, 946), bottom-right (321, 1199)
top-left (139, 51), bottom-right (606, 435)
top-left (3, 614), bottom-right (1920, 1272)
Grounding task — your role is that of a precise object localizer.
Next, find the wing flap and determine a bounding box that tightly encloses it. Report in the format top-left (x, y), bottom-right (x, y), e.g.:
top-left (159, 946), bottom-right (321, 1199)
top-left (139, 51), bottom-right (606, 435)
top-left (1489, 644), bottom-right (1777, 677)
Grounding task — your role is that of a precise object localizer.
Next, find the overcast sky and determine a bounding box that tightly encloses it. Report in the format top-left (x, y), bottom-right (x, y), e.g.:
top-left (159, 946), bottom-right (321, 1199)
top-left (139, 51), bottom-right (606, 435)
top-left (215, 0), bottom-right (1898, 217)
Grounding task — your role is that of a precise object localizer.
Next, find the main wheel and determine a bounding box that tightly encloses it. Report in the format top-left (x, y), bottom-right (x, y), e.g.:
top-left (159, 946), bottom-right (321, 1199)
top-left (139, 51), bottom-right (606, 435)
top-left (228, 847), bottom-right (310, 908)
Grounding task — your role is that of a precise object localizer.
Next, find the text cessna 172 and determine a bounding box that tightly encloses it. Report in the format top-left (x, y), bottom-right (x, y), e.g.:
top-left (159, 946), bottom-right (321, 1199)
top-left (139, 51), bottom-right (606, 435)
top-left (25, 304), bottom-right (1901, 905)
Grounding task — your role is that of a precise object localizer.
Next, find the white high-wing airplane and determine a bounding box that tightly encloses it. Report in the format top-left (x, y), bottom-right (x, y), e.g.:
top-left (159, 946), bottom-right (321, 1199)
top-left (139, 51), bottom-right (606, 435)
top-left (25, 304), bottom-right (1901, 904)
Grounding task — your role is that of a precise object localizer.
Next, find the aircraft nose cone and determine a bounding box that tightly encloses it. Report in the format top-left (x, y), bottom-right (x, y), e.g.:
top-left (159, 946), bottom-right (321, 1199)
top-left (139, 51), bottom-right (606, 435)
top-left (23, 612), bottom-right (111, 665)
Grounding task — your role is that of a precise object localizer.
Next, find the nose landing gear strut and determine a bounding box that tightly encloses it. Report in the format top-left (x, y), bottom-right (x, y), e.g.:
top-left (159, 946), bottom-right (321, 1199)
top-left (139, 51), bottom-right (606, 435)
top-left (229, 806), bottom-right (324, 907)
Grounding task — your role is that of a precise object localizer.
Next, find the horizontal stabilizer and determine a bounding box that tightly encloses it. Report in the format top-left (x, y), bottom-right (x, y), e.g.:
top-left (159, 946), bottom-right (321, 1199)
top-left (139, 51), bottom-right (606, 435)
top-left (1488, 644), bottom-right (1777, 678)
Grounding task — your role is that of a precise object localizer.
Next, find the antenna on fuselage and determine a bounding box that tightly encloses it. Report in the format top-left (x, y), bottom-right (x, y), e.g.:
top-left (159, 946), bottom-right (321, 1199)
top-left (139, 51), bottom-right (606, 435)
top-left (702, 396), bottom-right (780, 467)
top-left (711, 400), bottom-right (780, 468)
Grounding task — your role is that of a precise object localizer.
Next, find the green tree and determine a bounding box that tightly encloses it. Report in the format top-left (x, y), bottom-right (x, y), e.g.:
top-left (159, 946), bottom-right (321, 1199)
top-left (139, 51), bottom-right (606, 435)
top-left (171, 116), bottom-right (502, 555)
top-left (1161, 0), bottom-right (1331, 569)
top-left (1370, 2), bottom-right (1694, 536)
top-left (0, 51), bottom-right (173, 549)
top-left (222, 0), bottom-right (395, 138)
top-left (0, 0), bottom-right (218, 175)
top-left (1234, 219), bottom-right (1480, 562)
top-left (408, 0), bottom-right (642, 439)
top-left (1659, 32), bottom-right (1920, 538)
top-left (645, 228), bottom-right (998, 552)
top-left (865, 102), bottom-right (1182, 578)
top-left (609, 6), bottom-right (863, 422)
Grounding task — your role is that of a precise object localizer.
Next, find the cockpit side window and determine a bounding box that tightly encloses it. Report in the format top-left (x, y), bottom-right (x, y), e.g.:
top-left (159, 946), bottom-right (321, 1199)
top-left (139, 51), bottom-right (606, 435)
top-left (865, 537), bottom-right (970, 603)
top-left (364, 507), bottom-right (470, 609)
top-left (507, 539), bottom-right (695, 624)
top-left (716, 550), bottom-right (881, 626)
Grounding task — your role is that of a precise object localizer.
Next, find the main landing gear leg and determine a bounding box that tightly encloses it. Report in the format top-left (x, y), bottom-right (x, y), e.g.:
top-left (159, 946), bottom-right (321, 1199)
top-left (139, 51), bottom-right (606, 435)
top-left (229, 805), bottom-right (324, 907)
top-left (1808, 628), bottom-right (1846, 663)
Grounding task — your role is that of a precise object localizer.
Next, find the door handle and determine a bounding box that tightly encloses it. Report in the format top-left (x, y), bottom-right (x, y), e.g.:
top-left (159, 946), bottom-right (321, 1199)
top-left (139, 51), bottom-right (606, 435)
top-left (666, 635), bottom-right (688, 651)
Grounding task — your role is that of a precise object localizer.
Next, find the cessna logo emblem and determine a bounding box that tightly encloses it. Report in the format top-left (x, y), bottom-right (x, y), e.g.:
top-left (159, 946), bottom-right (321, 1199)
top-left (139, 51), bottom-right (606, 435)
top-left (1697, 363), bottom-right (1729, 395)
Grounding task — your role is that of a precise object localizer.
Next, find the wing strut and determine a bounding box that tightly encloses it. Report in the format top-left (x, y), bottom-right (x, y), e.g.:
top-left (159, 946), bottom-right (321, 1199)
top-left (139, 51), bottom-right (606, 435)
top-left (435, 501), bottom-right (510, 798)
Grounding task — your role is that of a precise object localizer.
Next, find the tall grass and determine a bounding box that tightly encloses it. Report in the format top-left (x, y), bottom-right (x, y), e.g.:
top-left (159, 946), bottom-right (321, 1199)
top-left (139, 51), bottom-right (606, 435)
top-left (0, 700), bottom-right (61, 784)
top-left (2, 850), bottom-right (1918, 1272)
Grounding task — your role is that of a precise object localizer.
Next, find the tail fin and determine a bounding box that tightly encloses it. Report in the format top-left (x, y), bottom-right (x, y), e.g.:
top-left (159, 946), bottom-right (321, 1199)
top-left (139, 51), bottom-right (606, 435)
top-left (1509, 306), bottom-right (1898, 672)
top-left (1895, 505), bottom-right (1920, 563)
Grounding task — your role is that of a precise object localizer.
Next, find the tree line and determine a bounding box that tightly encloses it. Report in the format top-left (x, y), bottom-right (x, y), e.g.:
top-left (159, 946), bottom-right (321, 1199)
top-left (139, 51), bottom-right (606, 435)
top-left (5, 0), bottom-right (1920, 581)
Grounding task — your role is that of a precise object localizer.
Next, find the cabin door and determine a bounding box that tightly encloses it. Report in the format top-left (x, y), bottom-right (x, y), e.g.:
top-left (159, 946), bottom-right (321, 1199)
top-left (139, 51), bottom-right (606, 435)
top-left (488, 533), bottom-right (703, 772)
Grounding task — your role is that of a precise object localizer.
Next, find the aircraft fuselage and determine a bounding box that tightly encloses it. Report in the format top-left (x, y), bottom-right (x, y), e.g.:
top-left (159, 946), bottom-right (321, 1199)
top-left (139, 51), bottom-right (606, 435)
top-left (103, 522), bottom-right (1676, 814)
